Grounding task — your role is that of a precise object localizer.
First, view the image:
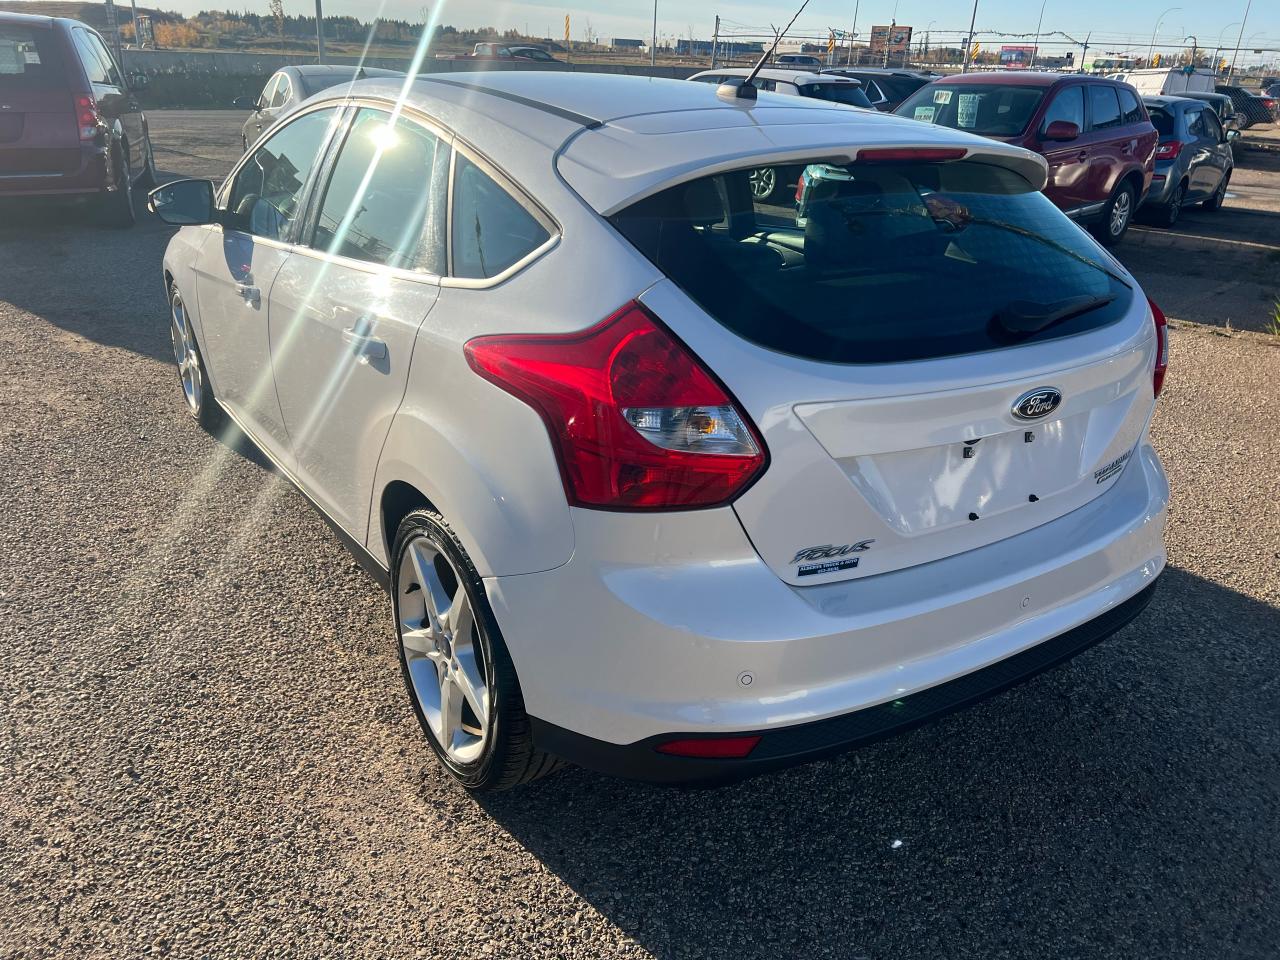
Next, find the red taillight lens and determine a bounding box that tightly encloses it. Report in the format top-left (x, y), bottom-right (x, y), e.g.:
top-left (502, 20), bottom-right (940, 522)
top-left (75, 95), bottom-right (99, 140)
top-left (856, 147), bottom-right (967, 163)
top-left (464, 302), bottom-right (767, 510)
top-left (794, 171), bottom-right (807, 204)
top-left (1154, 140), bottom-right (1183, 161)
top-left (1148, 297), bottom-right (1169, 398)
top-left (655, 735), bottom-right (762, 759)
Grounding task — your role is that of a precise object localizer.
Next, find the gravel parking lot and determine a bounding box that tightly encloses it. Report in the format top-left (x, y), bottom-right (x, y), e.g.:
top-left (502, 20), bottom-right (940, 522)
top-left (1, 110), bottom-right (1278, 960)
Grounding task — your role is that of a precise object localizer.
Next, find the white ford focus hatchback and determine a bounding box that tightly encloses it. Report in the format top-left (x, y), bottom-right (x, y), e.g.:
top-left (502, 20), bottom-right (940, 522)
top-left (151, 72), bottom-right (1169, 790)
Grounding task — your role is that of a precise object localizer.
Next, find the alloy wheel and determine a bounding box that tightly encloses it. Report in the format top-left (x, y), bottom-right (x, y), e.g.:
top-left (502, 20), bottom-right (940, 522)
top-left (169, 293), bottom-right (202, 414)
top-left (748, 167), bottom-right (777, 202)
top-left (1110, 188), bottom-right (1132, 237)
top-left (398, 535), bottom-right (491, 765)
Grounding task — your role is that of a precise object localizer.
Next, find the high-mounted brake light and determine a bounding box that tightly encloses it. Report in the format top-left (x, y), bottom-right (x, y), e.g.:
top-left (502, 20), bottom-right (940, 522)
top-left (1148, 297), bottom-right (1169, 398)
top-left (75, 95), bottom-right (100, 141)
top-left (857, 147), bottom-right (967, 164)
top-left (1154, 140), bottom-right (1184, 161)
top-left (464, 302), bottom-right (767, 510)
top-left (655, 735), bottom-right (762, 759)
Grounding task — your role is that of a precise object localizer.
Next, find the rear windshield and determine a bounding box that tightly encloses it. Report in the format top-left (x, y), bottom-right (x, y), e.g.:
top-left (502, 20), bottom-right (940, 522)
top-left (896, 83), bottom-right (1046, 136)
top-left (798, 82), bottom-right (872, 109)
top-left (610, 159), bottom-right (1131, 364)
top-left (0, 24), bottom-right (66, 89)
top-left (1148, 108), bottom-right (1175, 136)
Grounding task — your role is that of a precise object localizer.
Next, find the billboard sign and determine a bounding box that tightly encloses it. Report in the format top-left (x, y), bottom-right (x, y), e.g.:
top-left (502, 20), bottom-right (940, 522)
top-left (999, 44), bottom-right (1037, 67)
top-left (869, 24), bottom-right (913, 56)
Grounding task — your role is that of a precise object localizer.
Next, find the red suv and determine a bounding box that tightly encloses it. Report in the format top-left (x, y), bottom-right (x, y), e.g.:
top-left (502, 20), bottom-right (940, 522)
top-left (895, 73), bottom-right (1157, 245)
top-left (0, 11), bottom-right (154, 226)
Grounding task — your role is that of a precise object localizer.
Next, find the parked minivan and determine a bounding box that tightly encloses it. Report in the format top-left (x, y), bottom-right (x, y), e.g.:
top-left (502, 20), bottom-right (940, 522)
top-left (896, 73), bottom-right (1157, 244)
top-left (0, 11), bottom-right (154, 226)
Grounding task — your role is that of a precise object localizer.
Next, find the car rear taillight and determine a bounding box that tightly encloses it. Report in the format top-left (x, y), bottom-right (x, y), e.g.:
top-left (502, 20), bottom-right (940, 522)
top-left (1154, 140), bottom-right (1184, 161)
top-left (75, 95), bottom-right (100, 140)
top-left (464, 302), bottom-right (767, 510)
top-left (1148, 297), bottom-right (1169, 398)
top-left (795, 171), bottom-right (807, 204)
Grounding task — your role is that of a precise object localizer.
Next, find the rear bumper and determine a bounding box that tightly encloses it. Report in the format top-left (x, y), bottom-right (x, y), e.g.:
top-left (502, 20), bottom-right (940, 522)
top-left (532, 577), bottom-right (1160, 785)
top-left (0, 144), bottom-right (110, 198)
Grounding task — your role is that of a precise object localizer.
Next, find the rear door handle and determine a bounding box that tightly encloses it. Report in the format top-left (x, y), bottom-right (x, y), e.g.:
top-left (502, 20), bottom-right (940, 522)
top-left (342, 327), bottom-right (387, 363)
top-left (235, 283), bottom-right (260, 306)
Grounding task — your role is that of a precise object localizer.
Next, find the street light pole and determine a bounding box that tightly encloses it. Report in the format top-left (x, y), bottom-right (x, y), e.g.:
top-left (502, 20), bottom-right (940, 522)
top-left (1147, 6), bottom-right (1180, 67)
top-left (1030, 0), bottom-right (1048, 69)
top-left (1185, 35), bottom-right (1197, 67)
top-left (1228, 0), bottom-right (1252, 81)
top-left (1213, 21), bottom-right (1240, 71)
top-left (961, 0), bottom-right (979, 73)
top-left (315, 0), bottom-right (325, 62)
top-left (651, 0), bottom-right (658, 66)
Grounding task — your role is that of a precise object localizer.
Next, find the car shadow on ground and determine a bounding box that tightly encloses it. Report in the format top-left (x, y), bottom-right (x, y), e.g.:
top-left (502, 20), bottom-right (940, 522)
top-left (0, 171), bottom-right (184, 365)
top-left (479, 566), bottom-right (1279, 958)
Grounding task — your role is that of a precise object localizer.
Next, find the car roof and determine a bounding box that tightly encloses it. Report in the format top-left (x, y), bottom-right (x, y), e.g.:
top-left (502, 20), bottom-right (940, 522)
top-left (933, 71), bottom-right (1076, 88)
top-left (0, 10), bottom-right (57, 26)
top-left (1142, 95), bottom-right (1196, 108)
top-left (693, 67), bottom-right (859, 84)
top-left (827, 67), bottom-right (934, 77)
top-left (325, 72), bottom-right (1047, 215)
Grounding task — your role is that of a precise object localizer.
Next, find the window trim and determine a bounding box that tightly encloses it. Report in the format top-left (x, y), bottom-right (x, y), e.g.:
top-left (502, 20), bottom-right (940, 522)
top-left (215, 101), bottom-right (347, 248)
top-left (293, 103), bottom-right (451, 282)
top-left (1085, 83), bottom-right (1122, 132)
top-left (270, 72), bottom-right (293, 109)
top-left (441, 132), bottom-right (560, 289)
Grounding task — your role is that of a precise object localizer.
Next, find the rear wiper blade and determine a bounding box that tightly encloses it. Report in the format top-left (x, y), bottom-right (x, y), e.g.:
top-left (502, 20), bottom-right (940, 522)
top-left (992, 294), bottom-right (1115, 337)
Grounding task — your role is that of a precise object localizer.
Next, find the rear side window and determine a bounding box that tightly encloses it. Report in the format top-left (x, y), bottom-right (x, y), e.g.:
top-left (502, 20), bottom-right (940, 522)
top-left (1088, 85), bottom-right (1122, 130)
top-left (0, 24), bottom-right (66, 89)
top-left (1186, 108), bottom-right (1208, 138)
top-left (799, 82), bottom-right (873, 109)
top-left (610, 159), bottom-right (1131, 365)
top-left (1148, 107), bottom-right (1174, 136)
top-left (1117, 86), bottom-right (1144, 124)
top-left (451, 155), bottom-right (552, 280)
top-left (310, 108), bottom-right (447, 273)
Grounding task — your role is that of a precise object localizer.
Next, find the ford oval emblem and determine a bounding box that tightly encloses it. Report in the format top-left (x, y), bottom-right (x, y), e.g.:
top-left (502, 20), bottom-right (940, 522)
top-left (1011, 387), bottom-right (1062, 421)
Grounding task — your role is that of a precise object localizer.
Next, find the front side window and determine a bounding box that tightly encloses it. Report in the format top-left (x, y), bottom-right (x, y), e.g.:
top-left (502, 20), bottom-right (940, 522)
top-left (310, 108), bottom-right (447, 273)
top-left (258, 74), bottom-right (281, 108)
top-left (1088, 85), bottom-right (1122, 130)
top-left (83, 31), bottom-right (122, 85)
top-left (610, 159), bottom-right (1131, 365)
top-left (1040, 85), bottom-right (1085, 133)
top-left (1202, 108), bottom-right (1223, 141)
top-left (226, 107), bottom-right (338, 241)
top-left (269, 74), bottom-right (291, 108)
top-left (897, 83), bottom-right (1046, 136)
top-left (451, 155), bottom-right (551, 280)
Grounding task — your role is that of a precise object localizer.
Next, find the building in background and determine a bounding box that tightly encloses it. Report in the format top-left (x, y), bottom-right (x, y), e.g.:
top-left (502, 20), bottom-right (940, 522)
top-left (610, 38), bottom-right (645, 52)
top-left (999, 45), bottom-right (1037, 68)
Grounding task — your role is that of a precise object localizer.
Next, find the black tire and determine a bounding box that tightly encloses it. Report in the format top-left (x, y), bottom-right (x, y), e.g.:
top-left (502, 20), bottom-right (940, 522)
top-left (1091, 180), bottom-right (1135, 246)
top-left (1155, 182), bottom-right (1185, 228)
top-left (169, 287), bottom-right (222, 432)
top-left (391, 509), bottom-right (563, 791)
top-left (135, 135), bottom-right (157, 190)
top-left (99, 146), bottom-right (136, 228)
top-left (1202, 169), bottom-right (1230, 211)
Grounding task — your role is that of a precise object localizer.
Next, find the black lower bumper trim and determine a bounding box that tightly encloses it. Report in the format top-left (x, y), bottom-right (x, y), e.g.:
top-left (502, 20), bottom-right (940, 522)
top-left (530, 578), bottom-right (1160, 786)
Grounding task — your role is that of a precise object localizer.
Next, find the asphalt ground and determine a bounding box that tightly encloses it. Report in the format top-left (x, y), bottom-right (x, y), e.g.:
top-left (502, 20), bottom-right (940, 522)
top-left (1, 111), bottom-right (1278, 960)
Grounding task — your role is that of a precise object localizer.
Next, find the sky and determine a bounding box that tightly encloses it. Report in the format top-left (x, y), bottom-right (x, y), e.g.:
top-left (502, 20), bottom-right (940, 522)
top-left (83, 0), bottom-right (1280, 61)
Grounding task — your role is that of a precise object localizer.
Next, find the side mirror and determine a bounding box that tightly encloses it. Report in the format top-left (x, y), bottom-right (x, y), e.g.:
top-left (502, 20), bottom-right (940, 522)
top-left (1226, 128), bottom-right (1241, 141)
top-left (232, 96), bottom-right (257, 110)
top-left (148, 179), bottom-right (218, 226)
top-left (1043, 120), bottom-right (1080, 142)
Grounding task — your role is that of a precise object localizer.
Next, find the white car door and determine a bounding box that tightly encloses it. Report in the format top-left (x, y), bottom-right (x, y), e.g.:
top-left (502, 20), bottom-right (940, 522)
top-left (192, 106), bottom-right (342, 465)
top-left (267, 107), bottom-right (448, 540)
